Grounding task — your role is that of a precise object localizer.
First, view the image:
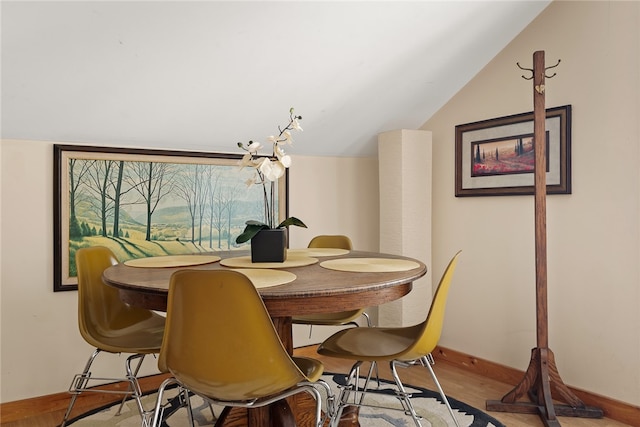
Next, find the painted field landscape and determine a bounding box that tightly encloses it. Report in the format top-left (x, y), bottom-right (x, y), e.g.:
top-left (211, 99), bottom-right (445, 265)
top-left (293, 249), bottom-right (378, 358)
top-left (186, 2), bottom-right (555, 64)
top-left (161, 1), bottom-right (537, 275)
top-left (63, 155), bottom-right (273, 278)
top-left (471, 135), bottom-right (536, 177)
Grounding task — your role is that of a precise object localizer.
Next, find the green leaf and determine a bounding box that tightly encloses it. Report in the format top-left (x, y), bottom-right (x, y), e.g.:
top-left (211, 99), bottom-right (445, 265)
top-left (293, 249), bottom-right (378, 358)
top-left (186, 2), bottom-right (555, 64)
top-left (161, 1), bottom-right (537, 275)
top-left (245, 220), bottom-right (268, 227)
top-left (235, 218), bottom-right (306, 244)
top-left (235, 222), bottom-right (269, 244)
top-left (277, 217), bottom-right (307, 229)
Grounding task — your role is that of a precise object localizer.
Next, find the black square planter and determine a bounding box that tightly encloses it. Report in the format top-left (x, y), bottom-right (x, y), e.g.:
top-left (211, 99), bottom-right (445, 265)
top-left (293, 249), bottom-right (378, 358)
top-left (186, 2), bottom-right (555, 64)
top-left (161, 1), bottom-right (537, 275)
top-left (250, 228), bottom-right (288, 263)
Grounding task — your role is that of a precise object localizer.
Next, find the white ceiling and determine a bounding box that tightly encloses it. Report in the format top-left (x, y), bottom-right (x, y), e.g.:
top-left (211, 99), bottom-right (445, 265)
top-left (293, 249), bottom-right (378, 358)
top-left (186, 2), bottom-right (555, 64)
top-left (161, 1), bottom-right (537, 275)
top-left (1, 1), bottom-right (550, 157)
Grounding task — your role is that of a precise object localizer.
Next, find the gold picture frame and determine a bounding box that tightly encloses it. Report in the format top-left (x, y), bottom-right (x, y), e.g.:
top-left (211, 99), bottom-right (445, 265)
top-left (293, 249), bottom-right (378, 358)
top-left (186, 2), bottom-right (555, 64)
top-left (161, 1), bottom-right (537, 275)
top-left (53, 144), bottom-right (288, 291)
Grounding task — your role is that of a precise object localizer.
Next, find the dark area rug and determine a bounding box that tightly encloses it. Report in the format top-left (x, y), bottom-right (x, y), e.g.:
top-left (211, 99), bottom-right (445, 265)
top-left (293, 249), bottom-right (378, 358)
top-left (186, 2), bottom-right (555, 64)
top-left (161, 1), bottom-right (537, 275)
top-left (66, 373), bottom-right (506, 426)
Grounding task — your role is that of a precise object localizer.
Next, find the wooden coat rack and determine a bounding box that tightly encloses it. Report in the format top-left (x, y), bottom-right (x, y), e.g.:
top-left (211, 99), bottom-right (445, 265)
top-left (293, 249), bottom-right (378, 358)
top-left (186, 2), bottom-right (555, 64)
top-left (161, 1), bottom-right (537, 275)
top-left (485, 51), bottom-right (604, 427)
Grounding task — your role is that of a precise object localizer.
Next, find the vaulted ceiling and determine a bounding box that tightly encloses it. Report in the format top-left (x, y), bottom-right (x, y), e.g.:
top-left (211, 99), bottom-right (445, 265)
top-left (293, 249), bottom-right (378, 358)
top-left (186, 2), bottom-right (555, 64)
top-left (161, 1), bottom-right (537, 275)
top-left (1, 1), bottom-right (550, 157)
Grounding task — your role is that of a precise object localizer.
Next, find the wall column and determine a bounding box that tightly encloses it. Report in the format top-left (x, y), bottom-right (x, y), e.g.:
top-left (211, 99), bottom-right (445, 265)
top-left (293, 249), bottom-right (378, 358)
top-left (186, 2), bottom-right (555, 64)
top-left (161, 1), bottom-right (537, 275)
top-left (377, 129), bottom-right (432, 327)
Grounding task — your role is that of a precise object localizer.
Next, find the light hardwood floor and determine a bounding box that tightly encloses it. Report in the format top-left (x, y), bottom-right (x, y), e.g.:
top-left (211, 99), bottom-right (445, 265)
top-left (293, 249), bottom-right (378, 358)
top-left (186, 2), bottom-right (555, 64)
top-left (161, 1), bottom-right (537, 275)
top-left (0, 345), bottom-right (633, 427)
top-left (298, 346), bottom-right (634, 427)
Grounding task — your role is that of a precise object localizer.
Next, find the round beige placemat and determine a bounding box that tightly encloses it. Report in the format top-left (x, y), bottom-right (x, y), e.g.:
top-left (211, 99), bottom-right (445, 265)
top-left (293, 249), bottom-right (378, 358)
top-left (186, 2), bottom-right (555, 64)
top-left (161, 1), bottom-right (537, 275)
top-left (124, 254), bottom-right (221, 268)
top-left (288, 248), bottom-right (350, 257)
top-left (220, 254), bottom-right (318, 269)
top-left (320, 257), bottom-right (420, 273)
top-left (233, 268), bottom-right (297, 288)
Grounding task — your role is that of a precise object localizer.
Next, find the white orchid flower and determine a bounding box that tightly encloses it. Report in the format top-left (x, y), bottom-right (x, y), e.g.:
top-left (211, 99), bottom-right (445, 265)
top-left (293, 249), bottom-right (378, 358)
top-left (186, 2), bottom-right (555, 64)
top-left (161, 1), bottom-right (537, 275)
top-left (238, 153), bottom-right (254, 170)
top-left (280, 155), bottom-right (292, 168)
top-left (234, 109), bottom-right (304, 232)
top-left (281, 130), bottom-right (293, 144)
top-left (274, 145), bottom-right (292, 168)
top-left (247, 141), bottom-right (262, 154)
top-left (269, 160), bottom-right (286, 179)
top-left (259, 158), bottom-right (285, 181)
top-left (257, 158), bottom-right (273, 179)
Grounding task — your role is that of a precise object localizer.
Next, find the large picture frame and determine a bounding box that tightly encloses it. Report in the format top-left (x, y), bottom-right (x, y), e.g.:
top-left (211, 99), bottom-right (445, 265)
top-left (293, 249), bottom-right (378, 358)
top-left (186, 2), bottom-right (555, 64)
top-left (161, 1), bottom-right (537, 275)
top-left (53, 144), bottom-right (288, 291)
top-left (455, 105), bottom-right (571, 197)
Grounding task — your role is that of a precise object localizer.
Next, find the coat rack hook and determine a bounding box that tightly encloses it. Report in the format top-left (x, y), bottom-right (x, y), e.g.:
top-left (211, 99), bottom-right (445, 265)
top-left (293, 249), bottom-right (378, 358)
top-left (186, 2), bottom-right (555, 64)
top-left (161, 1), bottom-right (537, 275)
top-left (516, 62), bottom-right (534, 80)
top-left (544, 59), bottom-right (561, 78)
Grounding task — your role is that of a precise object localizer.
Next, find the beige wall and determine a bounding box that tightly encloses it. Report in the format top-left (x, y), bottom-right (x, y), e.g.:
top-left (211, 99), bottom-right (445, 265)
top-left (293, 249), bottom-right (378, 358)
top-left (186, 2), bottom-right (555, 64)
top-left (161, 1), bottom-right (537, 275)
top-left (288, 155), bottom-right (379, 252)
top-left (425, 1), bottom-right (639, 405)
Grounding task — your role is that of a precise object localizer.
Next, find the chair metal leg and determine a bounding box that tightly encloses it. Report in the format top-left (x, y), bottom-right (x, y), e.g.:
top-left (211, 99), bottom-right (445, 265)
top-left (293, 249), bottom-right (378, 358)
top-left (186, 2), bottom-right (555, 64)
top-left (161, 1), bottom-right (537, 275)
top-left (361, 311), bottom-right (372, 327)
top-left (182, 387), bottom-right (196, 427)
top-left (60, 349), bottom-right (151, 427)
top-left (390, 360), bottom-right (423, 427)
top-left (329, 362), bottom-right (361, 427)
top-left (152, 379), bottom-right (324, 427)
top-left (150, 377), bottom-right (180, 427)
top-left (328, 360), bottom-right (382, 427)
top-left (421, 354), bottom-right (461, 427)
top-left (60, 393), bottom-right (79, 427)
top-left (117, 353), bottom-right (146, 416)
top-left (329, 356), bottom-right (460, 427)
top-left (329, 386), bottom-right (350, 427)
top-left (352, 313), bottom-right (381, 387)
top-left (354, 361), bottom-right (377, 405)
top-left (60, 348), bottom-right (102, 427)
top-left (302, 385), bottom-right (324, 427)
top-left (301, 378), bottom-right (336, 426)
top-left (198, 390), bottom-right (217, 425)
top-left (149, 383), bottom-right (200, 427)
top-left (346, 312), bottom-right (382, 388)
top-left (328, 359), bottom-right (380, 427)
top-left (389, 356), bottom-right (461, 427)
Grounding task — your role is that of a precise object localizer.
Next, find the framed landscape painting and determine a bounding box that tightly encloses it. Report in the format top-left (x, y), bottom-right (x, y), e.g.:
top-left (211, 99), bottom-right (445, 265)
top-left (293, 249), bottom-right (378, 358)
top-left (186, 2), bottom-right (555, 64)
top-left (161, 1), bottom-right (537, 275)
top-left (53, 144), bottom-right (288, 291)
top-left (455, 105), bottom-right (571, 197)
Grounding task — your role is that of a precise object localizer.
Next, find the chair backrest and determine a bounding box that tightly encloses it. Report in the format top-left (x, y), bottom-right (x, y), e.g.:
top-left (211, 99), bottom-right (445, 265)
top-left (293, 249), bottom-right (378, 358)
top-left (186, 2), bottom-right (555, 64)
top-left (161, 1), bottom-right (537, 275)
top-left (400, 251), bottom-right (461, 361)
top-left (75, 246), bottom-right (157, 349)
top-left (160, 269), bottom-right (309, 401)
top-left (308, 235), bottom-right (353, 250)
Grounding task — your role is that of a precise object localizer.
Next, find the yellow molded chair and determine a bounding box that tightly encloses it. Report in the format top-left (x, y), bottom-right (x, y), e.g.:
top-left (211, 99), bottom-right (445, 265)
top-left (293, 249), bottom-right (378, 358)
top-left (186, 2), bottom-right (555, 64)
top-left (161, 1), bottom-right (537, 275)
top-left (150, 269), bottom-right (334, 427)
top-left (61, 246), bottom-right (165, 427)
top-left (318, 251), bottom-right (462, 427)
top-left (308, 234), bottom-right (353, 250)
top-left (292, 235), bottom-right (371, 328)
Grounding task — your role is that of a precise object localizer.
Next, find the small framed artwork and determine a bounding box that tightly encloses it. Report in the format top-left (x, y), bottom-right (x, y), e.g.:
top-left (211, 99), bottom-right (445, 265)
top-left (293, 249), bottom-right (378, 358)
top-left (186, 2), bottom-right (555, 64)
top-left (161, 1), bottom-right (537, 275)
top-left (53, 144), bottom-right (288, 291)
top-left (455, 105), bottom-right (571, 197)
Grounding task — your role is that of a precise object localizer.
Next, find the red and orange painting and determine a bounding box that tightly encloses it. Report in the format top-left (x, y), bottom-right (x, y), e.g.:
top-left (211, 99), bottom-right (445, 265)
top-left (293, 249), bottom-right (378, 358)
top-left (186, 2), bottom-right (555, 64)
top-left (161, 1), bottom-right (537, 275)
top-left (471, 132), bottom-right (548, 177)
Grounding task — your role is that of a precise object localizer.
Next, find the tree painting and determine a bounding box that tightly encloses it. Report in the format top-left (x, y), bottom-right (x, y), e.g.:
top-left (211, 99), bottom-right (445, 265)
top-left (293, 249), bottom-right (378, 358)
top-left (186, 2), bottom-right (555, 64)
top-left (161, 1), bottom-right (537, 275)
top-left (54, 146), bottom-right (283, 290)
top-left (471, 132), bottom-right (549, 177)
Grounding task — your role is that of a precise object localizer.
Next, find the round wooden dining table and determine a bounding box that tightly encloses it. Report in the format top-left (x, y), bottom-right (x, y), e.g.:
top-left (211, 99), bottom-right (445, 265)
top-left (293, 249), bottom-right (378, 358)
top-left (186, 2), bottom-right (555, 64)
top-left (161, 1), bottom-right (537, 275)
top-left (102, 249), bottom-right (427, 427)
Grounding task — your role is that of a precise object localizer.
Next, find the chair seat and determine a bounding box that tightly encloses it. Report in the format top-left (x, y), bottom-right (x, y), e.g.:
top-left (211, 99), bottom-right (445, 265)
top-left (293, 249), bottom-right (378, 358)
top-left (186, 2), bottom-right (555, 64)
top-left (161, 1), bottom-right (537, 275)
top-left (292, 356), bottom-right (324, 382)
top-left (171, 356), bottom-right (325, 402)
top-left (317, 324), bottom-right (423, 361)
top-left (88, 313), bottom-right (166, 354)
top-left (292, 310), bottom-right (364, 326)
top-left (172, 370), bottom-right (306, 402)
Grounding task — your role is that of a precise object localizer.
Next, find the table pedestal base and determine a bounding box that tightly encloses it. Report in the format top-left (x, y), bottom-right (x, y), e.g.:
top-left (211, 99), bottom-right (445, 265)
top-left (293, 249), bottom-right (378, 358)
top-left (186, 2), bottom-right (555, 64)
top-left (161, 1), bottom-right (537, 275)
top-left (216, 400), bottom-right (295, 427)
top-left (213, 394), bottom-right (361, 427)
top-left (335, 406), bottom-right (360, 427)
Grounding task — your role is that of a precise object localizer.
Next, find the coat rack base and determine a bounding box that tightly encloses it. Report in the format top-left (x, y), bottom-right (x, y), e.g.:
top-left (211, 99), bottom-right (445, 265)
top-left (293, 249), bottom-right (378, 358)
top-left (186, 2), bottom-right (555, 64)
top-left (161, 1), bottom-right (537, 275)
top-left (486, 347), bottom-right (604, 427)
